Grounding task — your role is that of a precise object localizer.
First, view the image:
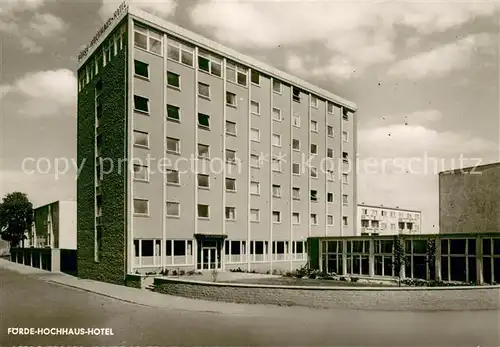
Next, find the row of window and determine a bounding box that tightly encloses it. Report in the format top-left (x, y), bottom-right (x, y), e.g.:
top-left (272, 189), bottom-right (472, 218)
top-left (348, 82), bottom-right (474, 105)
top-left (133, 23), bottom-right (353, 117)
top-left (361, 208), bottom-right (419, 219)
top-left (79, 24), bottom-right (126, 92)
top-left (133, 199), bottom-right (349, 226)
top-left (361, 221), bottom-right (418, 230)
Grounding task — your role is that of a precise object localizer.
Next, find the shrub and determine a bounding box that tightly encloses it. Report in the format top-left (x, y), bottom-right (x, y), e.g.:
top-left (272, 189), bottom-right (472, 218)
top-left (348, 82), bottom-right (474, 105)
top-left (272, 269), bottom-right (278, 275)
top-left (350, 277), bottom-right (359, 283)
top-left (172, 270), bottom-right (178, 276)
top-left (186, 270), bottom-right (196, 276)
top-left (179, 269), bottom-right (185, 276)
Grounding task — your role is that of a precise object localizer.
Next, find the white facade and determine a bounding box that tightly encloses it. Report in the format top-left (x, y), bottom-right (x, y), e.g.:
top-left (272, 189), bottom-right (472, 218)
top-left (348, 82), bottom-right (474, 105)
top-left (357, 204), bottom-right (421, 236)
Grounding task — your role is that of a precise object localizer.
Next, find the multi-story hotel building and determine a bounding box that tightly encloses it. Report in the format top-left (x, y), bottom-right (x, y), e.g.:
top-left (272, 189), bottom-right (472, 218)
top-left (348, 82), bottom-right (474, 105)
top-left (357, 204), bottom-right (421, 236)
top-left (76, 3), bottom-right (358, 283)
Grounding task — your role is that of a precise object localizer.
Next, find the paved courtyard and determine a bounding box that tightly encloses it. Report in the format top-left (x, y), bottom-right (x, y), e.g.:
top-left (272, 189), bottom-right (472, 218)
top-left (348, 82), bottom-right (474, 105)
top-left (1, 262), bottom-right (499, 346)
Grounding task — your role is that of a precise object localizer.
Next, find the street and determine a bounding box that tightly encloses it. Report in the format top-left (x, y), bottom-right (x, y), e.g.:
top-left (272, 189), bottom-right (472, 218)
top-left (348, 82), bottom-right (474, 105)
top-left (1, 267), bottom-right (499, 346)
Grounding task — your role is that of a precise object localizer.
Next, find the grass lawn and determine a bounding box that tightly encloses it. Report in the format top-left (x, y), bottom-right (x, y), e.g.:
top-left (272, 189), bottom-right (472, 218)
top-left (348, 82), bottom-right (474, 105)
top-left (221, 276), bottom-right (396, 287)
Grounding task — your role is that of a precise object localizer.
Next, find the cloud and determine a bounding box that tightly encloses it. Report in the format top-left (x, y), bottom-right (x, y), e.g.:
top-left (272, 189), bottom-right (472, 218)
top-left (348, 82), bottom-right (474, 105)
top-left (388, 33), bottom-right (494, 79)
top-left (99, 0), bottom-right (177, 20)
top-left (2, 69), bottom-right (77, 118)
top-left (30, 13), bottom-right (66, 37)
top-left (0, 1), bottom-right (67, 53)
top-left (364, 109), bottom-right (443, 128)
top-left (190, 0), bottom-right (498, 80)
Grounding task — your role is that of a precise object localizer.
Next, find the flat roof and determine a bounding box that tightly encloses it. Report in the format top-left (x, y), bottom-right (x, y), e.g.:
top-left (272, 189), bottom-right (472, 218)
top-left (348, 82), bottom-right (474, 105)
top-left (357, 204), bottom-right (421, 213)
top-left (78, 3), bottom-right (357, 111)
top-left (438, 161), bottom-right (500, 175)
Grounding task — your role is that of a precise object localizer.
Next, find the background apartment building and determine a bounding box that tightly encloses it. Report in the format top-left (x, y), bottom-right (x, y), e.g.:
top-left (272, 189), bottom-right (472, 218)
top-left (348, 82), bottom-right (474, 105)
top-left (357, 204), bottom-right (421, 236)
top-left (439, 162), bottom-right (500, 234)
top-left (77, 4), bottom-right (357, 283)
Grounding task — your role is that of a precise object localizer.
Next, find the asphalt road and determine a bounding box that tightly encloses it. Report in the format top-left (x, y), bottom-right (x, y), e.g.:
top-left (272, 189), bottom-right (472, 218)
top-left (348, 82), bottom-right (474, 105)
top-left (1, 267), bottom-right (499, 347)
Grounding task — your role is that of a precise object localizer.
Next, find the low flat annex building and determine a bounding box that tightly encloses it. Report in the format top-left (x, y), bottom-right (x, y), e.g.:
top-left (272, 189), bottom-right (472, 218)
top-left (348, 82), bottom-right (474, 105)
top-left (439, 162), bottom-right (500, 235)
top-left (76, 3), bottom-right (358, 283)
top-left (357, 204), bottom-right (421, 236)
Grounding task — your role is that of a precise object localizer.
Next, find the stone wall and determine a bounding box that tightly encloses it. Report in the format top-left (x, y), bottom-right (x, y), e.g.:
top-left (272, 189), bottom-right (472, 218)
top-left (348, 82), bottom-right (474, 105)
top-left (439, 163), bottom-right (500, 234)
top-left (154, 278), bottom-right (500, 311)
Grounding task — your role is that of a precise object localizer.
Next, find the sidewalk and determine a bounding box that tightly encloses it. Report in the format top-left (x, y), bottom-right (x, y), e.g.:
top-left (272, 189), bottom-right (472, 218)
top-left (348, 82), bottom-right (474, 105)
top-left (0, 259), bottom-right (294, 317)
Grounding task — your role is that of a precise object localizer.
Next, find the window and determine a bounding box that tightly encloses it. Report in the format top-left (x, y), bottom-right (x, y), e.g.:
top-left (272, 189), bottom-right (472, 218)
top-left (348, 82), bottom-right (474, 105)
top-left (134, 199), bottom-right (149, 215)
top-left (342, 194), bottom-right (348, 205)
top-left (272, 107), bottom-right (281, 121)
top-left (198, 113), bottom-right (210, 129)
top-left (292, 87), bottom-right (300, 102)
top-left (311, 95), bottom-right (318, 108)
top-left (272, 133), bottom-right (281, 147)
top-left (251, 100), bottom-right (260, 115)
top-left (293, 114), bottom-right (300, 127)
top-left (197, 174), bottom-right (210, 188)
top-left (167, 38), bottom-right (194, 66)
top-left (272, 184), bottom-right (281, 198)
top-left (225, 177), bottom-right (236, 192)
top-left (198, 204), bottom-right (210, 218)
top-left (272, 158), bottom-right (282, 172)
top-left (166, 202), bottom-right (180, 217)
top-left (310, 214), bottom-right (318, 225)
top-left (342, 131), bottom-right (349, 142)
top-left (166, 169), bottom-right (179, 185)
top-left (343, 216), bottom-right (348, 226)
top-left (226, 121), bottom-right (236, 135)
top-left (134, 24), bottom-right (162, 55)
top-left (134, 60), bottom-right (149, 78)
top-left (198, 82), bottom-right (210, 98)
top-left (343, 109), bottom-right (350, 121)
top-left (133, 130), bottom-right (149, 148)
top-left (343, 173), bottom-right (349, 184)
top-left (167, 104), bottom-right (180, 121)
top-left (310, 190), bottom-right (318, 202)
top-left (198, 144), bottom-right (210, 158)
top-left (250, 209), bottom-right (260, 222)
top-left (250, 128), bottom-right (260, 142)
top-left (226, 92), bottom-right (237, 106)
top-left (167, 71), bottom-right (180, 88)
top-left (292, 163), bottom-right (300, 175)
top-left (250, 181), bottom-right (260, 195)
top-left (134, 95), bottom-right (149, 113)
top-left (327, 215), bottom-right (334, 225)
top-left (250, 154), bottom-right (260, 168)
top-left (327, 193), bottom-right (334, 203)
top-left (327, 102), bottom-right (334, 114)
top-left (272, 211), bottom-right (281, 223)
top-left (310, 120), bottom-right (318, 132)
top-left (342, 152), bottom-right (349, 161)
top-left (310, 143), bottom-right (318, 154)
top-left (251, 70), bottom-right (260, 85)
top-left (292, 187), bottom-right (300, 200)
top-left (292, 213), bottom-right (300, 224)
top-left (226, 149), bottom-right (236, 163)
top-left (327, 170), bottom-right (335, 181)
top-left (292, 139), bottom-right (300, 151)
top-left (198, 50), bottom-right (222, 77)
top-left (166, 137), bottom-right (180, 154)
top-left (225, 206), bottom-right (236, 220)
top-left (272, 80), bottom-right (282, 93)
top-left (327, 125), bottom-right (334, 137)
top-left (226, 61), bottom-right (247, 86)
top-left (133, 164), bottom-right (149, 181)
top-left (310, 167), bottom-right (318, 178)
top-left (327, 148), bottom-right (334, 158)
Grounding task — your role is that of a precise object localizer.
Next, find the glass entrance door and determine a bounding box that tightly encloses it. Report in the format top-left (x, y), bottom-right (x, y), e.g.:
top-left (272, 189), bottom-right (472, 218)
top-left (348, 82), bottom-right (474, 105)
top-left (201, 247), bottom-right (218, 269)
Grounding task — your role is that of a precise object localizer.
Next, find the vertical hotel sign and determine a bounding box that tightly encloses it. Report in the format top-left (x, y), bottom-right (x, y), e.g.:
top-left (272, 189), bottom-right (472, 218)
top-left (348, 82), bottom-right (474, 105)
top-left (78, 1), bottom-right (128, 62)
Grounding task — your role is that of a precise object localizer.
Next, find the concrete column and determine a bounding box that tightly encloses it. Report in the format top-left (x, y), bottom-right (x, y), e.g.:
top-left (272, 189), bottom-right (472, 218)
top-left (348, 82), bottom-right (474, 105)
top-left (476, 235), bottom-right (483, 285)
top-left (342, 239), bottom-right (347, 275)
top-left (369, 238), bottom-right (375, 277)
top-left (51, 248), bottom-right (60, 272)
top-left (435, 236), bottom-right (442, 281)
top-left (318, 240), bottom-right (323, 272)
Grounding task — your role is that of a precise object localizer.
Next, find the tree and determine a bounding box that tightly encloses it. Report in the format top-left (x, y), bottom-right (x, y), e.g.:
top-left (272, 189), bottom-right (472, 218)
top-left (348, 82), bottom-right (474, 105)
top-left (392, 235), bottom-right (407, 286)
top-left (0, 192), bottom-right (33, 248)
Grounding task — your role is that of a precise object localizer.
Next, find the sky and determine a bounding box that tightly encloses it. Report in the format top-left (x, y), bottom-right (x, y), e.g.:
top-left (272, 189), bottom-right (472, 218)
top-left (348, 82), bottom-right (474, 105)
top-left (0, 0), bottom-right (499, 233)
